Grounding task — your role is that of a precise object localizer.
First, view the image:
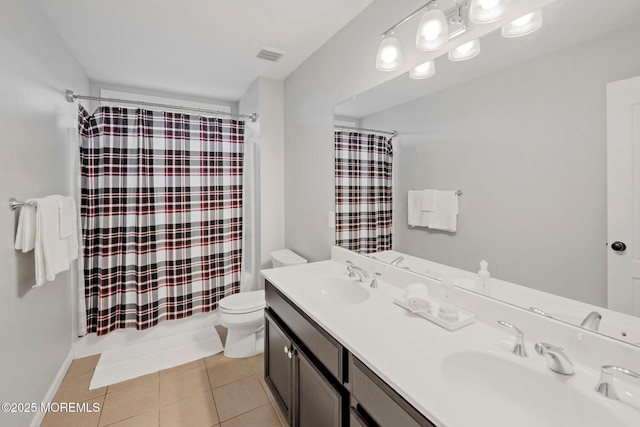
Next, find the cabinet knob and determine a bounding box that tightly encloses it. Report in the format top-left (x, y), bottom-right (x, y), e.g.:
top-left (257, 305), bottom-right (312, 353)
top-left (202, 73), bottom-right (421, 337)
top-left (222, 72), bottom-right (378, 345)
top-left (284, 345), bottom-right (290, 355)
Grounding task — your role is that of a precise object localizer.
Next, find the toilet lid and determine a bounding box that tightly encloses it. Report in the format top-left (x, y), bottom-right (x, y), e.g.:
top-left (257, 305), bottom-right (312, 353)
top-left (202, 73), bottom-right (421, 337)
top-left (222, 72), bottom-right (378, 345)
top-left (271, 249), bottom-right (307, 265)
top-left (219, 290), bottom-right (265, 314)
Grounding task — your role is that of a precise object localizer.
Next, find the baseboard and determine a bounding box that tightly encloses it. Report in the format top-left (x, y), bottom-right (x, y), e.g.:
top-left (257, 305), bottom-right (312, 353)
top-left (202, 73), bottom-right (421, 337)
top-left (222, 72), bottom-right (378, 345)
top-left (29, 348), bottom-right (74, 427)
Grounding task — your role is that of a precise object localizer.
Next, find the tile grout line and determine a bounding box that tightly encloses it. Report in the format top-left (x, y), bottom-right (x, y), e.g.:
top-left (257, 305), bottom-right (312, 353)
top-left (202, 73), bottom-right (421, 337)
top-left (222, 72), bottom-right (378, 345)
top-left (203, 356), bottom-right (223, 425)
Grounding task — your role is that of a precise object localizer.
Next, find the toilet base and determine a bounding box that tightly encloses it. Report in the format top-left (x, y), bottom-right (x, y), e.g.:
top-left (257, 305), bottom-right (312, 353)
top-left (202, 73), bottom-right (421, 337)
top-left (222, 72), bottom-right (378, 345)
top-left (223, 326), bottom-right (265, 358)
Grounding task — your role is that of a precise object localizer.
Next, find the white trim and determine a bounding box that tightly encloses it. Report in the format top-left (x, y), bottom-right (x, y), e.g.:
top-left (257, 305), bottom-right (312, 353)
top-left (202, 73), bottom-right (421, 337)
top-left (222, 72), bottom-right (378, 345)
top-left (29, 349), bottom-right (74, 427)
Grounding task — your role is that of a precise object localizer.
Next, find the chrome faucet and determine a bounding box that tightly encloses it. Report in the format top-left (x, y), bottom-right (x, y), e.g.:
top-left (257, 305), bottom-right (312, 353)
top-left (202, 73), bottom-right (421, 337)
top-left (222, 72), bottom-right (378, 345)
top-left (534, 343), bottom-right (574, 375)
top-left (370, 272), bottom-right (381, 288)
top-left (497, 321), bottom-right (527, 357)
top-left (346, 261), bottom-right (370, 282)
top-left (390, 256), bottom-right (404, 266)
top-left (595, 365), bottom-right (640, 400)
top-left (580, 311), bottom-right (602, 331)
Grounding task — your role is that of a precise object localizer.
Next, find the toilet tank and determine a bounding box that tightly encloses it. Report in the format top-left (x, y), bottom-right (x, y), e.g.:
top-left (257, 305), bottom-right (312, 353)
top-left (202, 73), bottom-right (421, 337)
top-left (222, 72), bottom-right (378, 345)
top-left (270, 249), bottom-right (307, 268)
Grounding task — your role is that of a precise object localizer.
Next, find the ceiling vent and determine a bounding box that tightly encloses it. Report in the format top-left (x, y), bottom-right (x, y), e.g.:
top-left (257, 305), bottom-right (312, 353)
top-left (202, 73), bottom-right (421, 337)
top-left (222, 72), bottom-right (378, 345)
top-left (256, 47), bottom-right (285, 62)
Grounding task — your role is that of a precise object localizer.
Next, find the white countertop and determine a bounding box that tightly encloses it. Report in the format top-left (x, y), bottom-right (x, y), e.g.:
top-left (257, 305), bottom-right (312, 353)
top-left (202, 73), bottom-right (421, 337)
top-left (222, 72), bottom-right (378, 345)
top-left (261, 250), bottom-right (640, 427)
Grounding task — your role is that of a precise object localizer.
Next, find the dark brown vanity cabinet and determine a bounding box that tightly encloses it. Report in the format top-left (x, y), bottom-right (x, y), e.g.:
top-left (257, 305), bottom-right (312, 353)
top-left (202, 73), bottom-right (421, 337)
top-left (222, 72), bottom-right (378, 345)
top-left (264, 281), bottom-right (346, 427)
top-left (264, 280), bottom-right (435, 427)
top-left (349, 356), bottom-right (436, 427)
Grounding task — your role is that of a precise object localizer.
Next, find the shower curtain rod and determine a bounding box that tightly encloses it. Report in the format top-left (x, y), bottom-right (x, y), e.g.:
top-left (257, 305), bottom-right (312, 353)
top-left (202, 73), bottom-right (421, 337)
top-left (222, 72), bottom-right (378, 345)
top-left (335, 124), bottom-right (397, 137)
top-left (65, 90), bottom-right (257, 122)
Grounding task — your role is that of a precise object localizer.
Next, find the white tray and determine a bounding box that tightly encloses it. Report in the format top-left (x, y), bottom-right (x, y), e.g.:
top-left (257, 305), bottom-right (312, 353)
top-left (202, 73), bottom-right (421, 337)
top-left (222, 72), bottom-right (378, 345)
top-left (394, 296), bottom-right (476, 331)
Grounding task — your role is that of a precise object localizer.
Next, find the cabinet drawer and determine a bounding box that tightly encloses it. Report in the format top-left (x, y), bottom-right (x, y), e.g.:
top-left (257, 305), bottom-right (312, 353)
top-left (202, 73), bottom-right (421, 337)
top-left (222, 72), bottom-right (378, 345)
top-left (350, 356), bottom-right (435, 427)
top-left (265, 280), bottom-right (345, 382)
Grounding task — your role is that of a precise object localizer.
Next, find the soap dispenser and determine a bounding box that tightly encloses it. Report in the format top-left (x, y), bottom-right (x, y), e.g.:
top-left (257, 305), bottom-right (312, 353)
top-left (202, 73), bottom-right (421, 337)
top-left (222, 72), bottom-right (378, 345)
top-left (438, 278), bottom-right (460, 323)
top-left (477, 260), bottom-right (491, 295)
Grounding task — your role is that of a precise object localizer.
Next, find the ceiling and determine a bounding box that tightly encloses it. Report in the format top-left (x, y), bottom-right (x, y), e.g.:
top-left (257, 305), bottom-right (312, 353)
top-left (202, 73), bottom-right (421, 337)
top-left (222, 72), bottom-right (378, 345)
top-left (335, 0), bottom-right (640, 118)
top-left (37, 0), bottom-right (375, 101)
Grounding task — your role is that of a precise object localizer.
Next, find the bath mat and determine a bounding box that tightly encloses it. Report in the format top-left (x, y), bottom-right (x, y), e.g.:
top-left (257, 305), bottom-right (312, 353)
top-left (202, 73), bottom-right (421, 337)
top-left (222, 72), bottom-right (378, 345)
top-left (89, 326), bottom-right (223, 390)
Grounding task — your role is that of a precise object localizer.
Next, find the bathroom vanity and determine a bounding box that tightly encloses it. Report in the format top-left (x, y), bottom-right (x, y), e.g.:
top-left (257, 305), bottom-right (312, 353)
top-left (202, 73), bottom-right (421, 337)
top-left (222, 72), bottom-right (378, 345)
top-left (261, 247), bottom-right (640, 427)
top-left (264, 279), bottom-right (434, 426)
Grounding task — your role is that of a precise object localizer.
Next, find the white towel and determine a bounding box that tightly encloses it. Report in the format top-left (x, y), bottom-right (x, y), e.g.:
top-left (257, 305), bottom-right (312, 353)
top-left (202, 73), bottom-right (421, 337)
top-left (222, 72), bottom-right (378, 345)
top-left (408, 190), bottom-right (432, 227)
top-left (420, 190), bottom-right (435, 212)
top-left (405, 283), bottom-right (432, 313)
top-left (33, 195), bottom-right (79, 287)
top-left (14, 201), bottom-right (37, 252)
top-left (56, 196), bottom-right (77, 239)
top-left (428, 190), bottom-right (459, 232)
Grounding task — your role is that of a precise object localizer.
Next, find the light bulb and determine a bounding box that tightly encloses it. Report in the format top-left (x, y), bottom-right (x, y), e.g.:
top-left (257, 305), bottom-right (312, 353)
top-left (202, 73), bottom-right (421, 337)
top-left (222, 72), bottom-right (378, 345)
top-left (502, 9), bottom-right (543, 38)
top-left (376, 32), bottom-right (403, 71)
top-left (409, 60), bottom-right (435, 79)
top-left (448, 39), bottom-right (480, 61)
top-left (512, 12), bottom-right (533, 26)
top-left (469, 0), bottom-right (508, 24)
top-left (416, 6), bottom-right (449, 51)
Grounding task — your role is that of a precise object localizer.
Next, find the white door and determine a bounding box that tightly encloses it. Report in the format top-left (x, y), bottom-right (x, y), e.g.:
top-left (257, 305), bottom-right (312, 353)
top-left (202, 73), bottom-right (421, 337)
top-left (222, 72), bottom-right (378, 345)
top-left (607, 75), bottom-right (640, 316)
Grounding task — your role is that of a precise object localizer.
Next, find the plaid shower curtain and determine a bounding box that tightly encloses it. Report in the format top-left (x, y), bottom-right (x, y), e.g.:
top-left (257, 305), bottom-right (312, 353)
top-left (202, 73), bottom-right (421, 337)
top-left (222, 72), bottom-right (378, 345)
top-left (78, 105), bottom-right (244, 336)
top-left (334, 131), bottom-right (393, 253)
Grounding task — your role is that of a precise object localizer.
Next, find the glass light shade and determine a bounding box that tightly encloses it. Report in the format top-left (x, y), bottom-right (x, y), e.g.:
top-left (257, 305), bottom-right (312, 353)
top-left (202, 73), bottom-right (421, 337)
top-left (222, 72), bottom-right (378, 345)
top-left (469, 0), bottom-right (508, 24)
top-left (448, 39), bottom-right (480, 61)
top-left (409, 61), bottom-right (435, 79)
top-left (376, 32), bottom-right (403, 71)
top-left (501, 9), bottom-right (543, 37)
top-left (416, 7), bottom-right (449, 51)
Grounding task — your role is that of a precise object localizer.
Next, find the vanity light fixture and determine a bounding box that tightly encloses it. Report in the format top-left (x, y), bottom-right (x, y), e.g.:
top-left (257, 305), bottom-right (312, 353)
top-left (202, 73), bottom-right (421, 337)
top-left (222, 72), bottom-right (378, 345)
top-left (469, 0), bottom-right (508, 24)
top-left (448, 39), bottom-right (480, 61)
top-left (416, 3), bottom-right (449, 51)
top-left (375, 32), bottom-right (403, 71)
top-left (501, 9), bottom-right (543, 37)
top-left (409, 60), bottom-right (436, 79)
top-left (376, 0), bottom-right (469, 72)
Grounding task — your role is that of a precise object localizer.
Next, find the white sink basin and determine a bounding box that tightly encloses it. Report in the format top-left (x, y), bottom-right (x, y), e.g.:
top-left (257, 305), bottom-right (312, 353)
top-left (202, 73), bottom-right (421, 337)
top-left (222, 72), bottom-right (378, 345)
top-left (441, 351), bottom-right (629, 427)
top-left (302, 273), bottom-right (369, 304)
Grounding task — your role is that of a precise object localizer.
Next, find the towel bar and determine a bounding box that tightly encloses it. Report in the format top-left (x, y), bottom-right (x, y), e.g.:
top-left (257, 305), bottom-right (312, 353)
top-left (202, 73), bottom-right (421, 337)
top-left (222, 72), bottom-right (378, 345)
top-left (9, 198), bottom-right (36, 211)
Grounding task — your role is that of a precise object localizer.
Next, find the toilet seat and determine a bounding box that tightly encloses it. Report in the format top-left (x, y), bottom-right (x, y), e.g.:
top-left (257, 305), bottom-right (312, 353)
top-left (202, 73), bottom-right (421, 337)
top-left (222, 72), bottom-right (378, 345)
top-left (219, 290), bottom-right (265, 314)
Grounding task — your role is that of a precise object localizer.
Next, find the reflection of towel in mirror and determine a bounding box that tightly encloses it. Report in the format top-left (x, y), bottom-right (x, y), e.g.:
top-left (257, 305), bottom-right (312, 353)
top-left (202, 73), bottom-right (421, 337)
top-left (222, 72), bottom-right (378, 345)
top-left (428, 191), bottom-right (459, 232)
top-left (34, 195), bottom-right (79, 287)
top-left (14, 202), bottom-right (37, 252)
top-left (408, 190), bottom-right (435, 227)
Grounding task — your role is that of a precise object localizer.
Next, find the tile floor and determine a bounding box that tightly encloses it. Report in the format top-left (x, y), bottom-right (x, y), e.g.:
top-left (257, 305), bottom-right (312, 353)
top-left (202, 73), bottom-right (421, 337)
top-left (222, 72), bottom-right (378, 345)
top-left (41, 327), bottom-right (287, 427)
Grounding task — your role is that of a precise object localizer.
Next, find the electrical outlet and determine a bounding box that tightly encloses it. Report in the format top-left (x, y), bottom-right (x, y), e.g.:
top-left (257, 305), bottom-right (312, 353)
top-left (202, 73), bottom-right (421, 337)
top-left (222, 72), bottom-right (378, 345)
top-left (328, 211), bottom-right (335, 229)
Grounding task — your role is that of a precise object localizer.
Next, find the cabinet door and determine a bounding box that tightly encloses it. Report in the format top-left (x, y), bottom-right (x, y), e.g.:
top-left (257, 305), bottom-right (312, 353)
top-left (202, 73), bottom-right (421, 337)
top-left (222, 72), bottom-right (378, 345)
top-left (293, 347), bottom-right (344, 427)
top-left (265, 311), bottom-right (293, 424)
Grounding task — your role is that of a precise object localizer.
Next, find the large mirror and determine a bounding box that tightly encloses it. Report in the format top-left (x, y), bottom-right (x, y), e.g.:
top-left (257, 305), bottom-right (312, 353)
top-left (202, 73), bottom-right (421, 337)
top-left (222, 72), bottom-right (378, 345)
top-left (335, 0), bottom-right (640, 346)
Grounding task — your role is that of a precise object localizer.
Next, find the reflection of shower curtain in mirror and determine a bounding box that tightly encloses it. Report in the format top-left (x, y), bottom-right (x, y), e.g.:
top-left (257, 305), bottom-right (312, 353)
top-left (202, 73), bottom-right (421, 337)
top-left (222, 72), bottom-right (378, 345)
top-left (78, 105), bottom-right (244, 336)
top-left (334, 131), bottom-right (393, 253)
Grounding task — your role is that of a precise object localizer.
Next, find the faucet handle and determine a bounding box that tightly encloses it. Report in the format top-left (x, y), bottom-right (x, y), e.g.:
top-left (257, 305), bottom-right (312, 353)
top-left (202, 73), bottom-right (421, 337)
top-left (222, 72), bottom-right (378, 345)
top-left (497, 320), bottom-right (527, 357)
top-left (595, 365), bottom-right (640, 400)
top-left (534, 343), bottom-right (574, 375)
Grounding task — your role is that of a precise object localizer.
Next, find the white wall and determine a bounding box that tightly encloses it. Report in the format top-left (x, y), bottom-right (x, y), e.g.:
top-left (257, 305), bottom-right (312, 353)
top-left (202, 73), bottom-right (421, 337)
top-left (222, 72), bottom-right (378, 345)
top-left (240, 77), bottom-right (286, 271)
top-left (360, 23), bottom-right (640, 307)
top-left (0, 1), bottom-right (89, 426)
top-left (257, 78), bottom-right (285, 268)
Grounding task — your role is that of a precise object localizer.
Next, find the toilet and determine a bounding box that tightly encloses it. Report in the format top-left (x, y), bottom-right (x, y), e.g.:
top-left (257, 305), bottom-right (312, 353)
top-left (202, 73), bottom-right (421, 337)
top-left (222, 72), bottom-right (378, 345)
top-left (218, 249), bottom-right (307, 358)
